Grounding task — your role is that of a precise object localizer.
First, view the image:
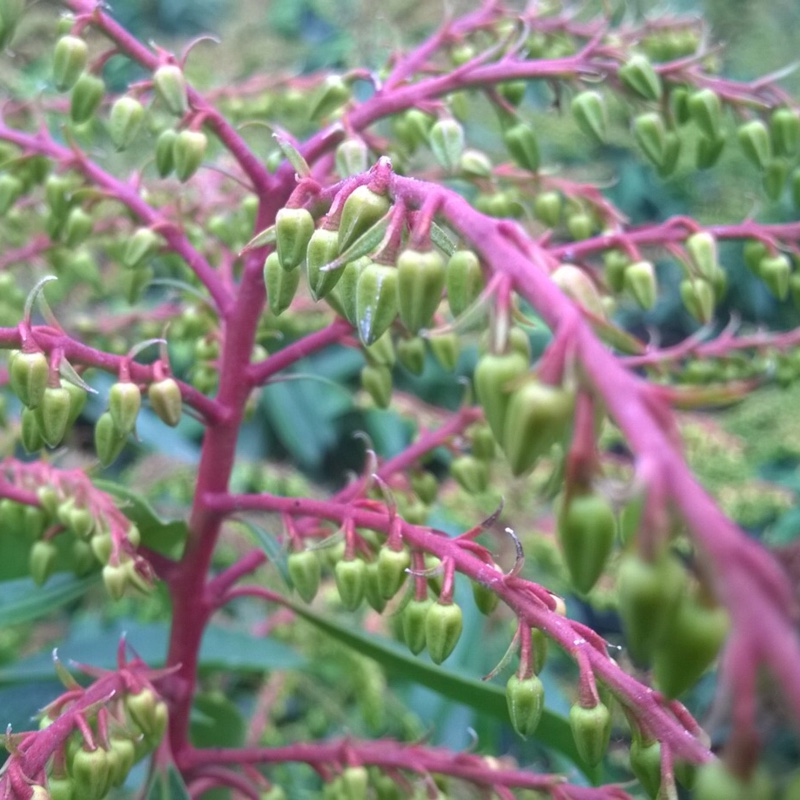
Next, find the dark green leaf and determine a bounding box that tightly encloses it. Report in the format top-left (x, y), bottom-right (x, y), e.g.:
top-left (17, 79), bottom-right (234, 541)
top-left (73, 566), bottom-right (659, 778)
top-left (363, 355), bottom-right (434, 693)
top-left (234, 517), bottom-right (291, 587)
top-left (0, 574), bottom-right (98, 627)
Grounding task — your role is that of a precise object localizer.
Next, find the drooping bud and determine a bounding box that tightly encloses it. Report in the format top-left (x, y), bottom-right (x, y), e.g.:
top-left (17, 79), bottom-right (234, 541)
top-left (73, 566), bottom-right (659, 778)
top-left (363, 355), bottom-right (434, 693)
top-left (763, 159), bottom-right (787, 202)
top-left (287, 549), bottom-right (321, 603)
top-left (428, 332), bottom-right (459, 371)
top-left (29, 539), bottom-right (58, 585)
top-left (69, 72), bottom-right (105, 125)
top-left (506, 673), bottom-right (545, 738)
top-left (758, 253), bottom-right (792, 300)
top-left (125, 687), bottom-right (168, 743)
top-left (335, 137), bottom-right (369, 178)
top-left (770, 106), bottom-right (800, 158)
top-left (551, 263), bottom-right (607, 318)
top-left (569, 701), bottom-right (612, 767)
top-left (633, 112), bottom-right (667, 167)
top-left (376, 546), bottom-right (410, 599)
top-left (403, 596), bottom-right (433, 655)
top-left (680, 277), bottom-right (715, 323)
top-left (623, 260), bottom-right (657, 309)
top-left (360, 363), bottom-right (392, 408)
top-left (35, 383), bottom-right (72, 447)
top-left (52, 35), bottom-right (88, 92)
top-left (657, 130), bottom-right (682, 177)
top-left (685, 231), bottom-right (718, 281)
top-left (310, 74), bottom-right (351, 120)
top-left (629, 739), bottom-right (661, 799)
top-left (450, 454), bottom-right (488, 493)
top-left (155, 129), bottom-right (178, 177)
top-left (355, 261), bottom-right (398, 345)
top-left (108, 381), bottom-right (141, 435)
top-left (503, 123), bottom-right (540, 171)
top-left (9, 349), bottom-right (49, 408)
top-left (473, 351), bottom-right (529, 444)
top-left (445, 249), bottom-right (483, 317)
top-left (396, 248), bottom-right (446, 334)
top-left (571, 91), bottom-right (607, 143)
top-left (109, 96), bottom-right (145, 151)
top-left (533, 190), bottom-right (562, 228)
top-left (263, 251), bottom-right (301, 315)
top-left (329, 257), bottom-right (366, 324)
top-left (153, 64), bottom-right (189, 115)
top-left (737, 119), bottom-right (772, 169)
top-left (334, 557), bottom-right (366, 611)
top-left (94, 411), bottom-right (126, 466)
top-left (618, 54), bottom-right (662, 100)
top-left (688, 88), bottom-right (723, 140)
top-left (696, 135), bottom-right (725, 169)
top-left (396, 336), bottom-right (425, 375)
top-left (173, 130), bottom-right (207, 181)
top-left (338, 185), bottom-right (391, 251)
top-left (275, 207), bottom-right (315, 271)
top-left (429, 118), bottom-right (465, 172)
top-left (123, 227), bottom-right (161, 268)
top-left (305, 227), bottom-right (343, 300)
top-left (425, 600), bottom-right (462, 664)
top-left (147, 377), bottom-right (182, 427)
top-left (458, 148), bottom-right (493, 177)
top-left (63, 206), bottom-right (93, 246)
top-left (69, 744), bottom-right (112, 800)
top-left (340, 766), bottom-right (368, 800)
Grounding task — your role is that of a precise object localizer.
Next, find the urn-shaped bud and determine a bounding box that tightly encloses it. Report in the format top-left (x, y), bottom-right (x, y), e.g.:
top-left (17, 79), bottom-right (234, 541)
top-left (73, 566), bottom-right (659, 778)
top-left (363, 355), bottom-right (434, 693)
top-left (52, 35), bottom-right (88, 92)
top-left (69, 72), bottom-right (105, 125)
top-left (109, 96), bottom-right (145, 151)
top-left (425, 600), bottom-right (463, 664)
top-left (276, 207), bottom-right (315, 271)
top-left (571, 91), bottom-right (607, 143)
top-left (506, 673), bottom-right (545, 738)
top-left (148, 377), bottom-right (182, 427)
top-left (396, 248), bottom-right (446, 334)
top-left (173, 130), bottom-right (207, 181)
top-left (153, 64), bottom-right (189, 115)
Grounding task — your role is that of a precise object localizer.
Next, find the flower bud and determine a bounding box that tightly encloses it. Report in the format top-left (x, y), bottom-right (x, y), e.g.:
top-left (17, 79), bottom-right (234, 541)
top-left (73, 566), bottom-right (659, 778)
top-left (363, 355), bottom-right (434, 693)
top-left (618, 54), bottom-right (662, 100)
top-left (70, 72), bottom-right (105, 125)
top-left (445, 249), bottom-right (483, 317)
top-left (338, 185), bottom-right (391, 251)
top-left (762, 158), bottom-right (787, 202)
top-left (287, 549), bottom-right (321, 603)
top-left (458, 148), bottom-right (493, 177)
top-left (355, 262), bottom-right (398, 345)
top-left (109, 96), bottom-right (145, 151)
top-left (566, 210), bottom-right (595, 240)
top-left (533, 190), bottom-right (562, 228)
top-left (153, 64), bottom-right (189, 115)
top-left (309, 74), bottom-right (350, 120)
top-left (47, 776), bottom-right (75, 800)
top-left (52, 35), bottom-right (88, 92)
top-left (148, 377), bottom-right (182, 427)
top-left (629, 739), bottom-right (661, 798)
top-left (63, 206), bottom-right (93, 246)
top-left (623, 260), bottom-right (657, 309)
top-left (155, 129), bottom-right (178, 177)
top-left (123, 227), bottom-right (161, 268)
top-left (633, 112), bottom-right (667, 167)
top-left (396, 248), bottom-right (445, 334)
top-left (571, 90), bottom-right (607, 143)
top-left (396, 336), bottom-right (425, 374)
top-left (264, 251), bottom-right (301, 315)
top-left (360, 363), bottom-right (392, 408)
top-left (335, 137), bottom-right (369, 178)
top-left (693, 760), bottom-right (772, 800)
top-left (505, 673), bottom-right (544, 738)
top-left (10, 349), bottom-right (49, 408)
top-left (551, 264), bottom-right (606, 318)
top-left (329, 257), bottom-right (367, 323)
top-left (503, 123), bottom-right (540, 171)
top-left (557, 490), bottom-right (616, 594)
top-left (377, 545), bottom-right (410, 599)
top-left (107, 735), bottom-right (136, 788)
top-left (737, 119), bottom-right (771, 169)
top-left (403, 596), bottom-right (432, 655)
top-left (173, 130), bottom-right (207, 181)
top-left (108, 381), bottom-right (141, 435)
top-left (569, 701), bottom-right (611, 767)
top-left (69, 744), bottom-right (112, 800)
top-left (758, 253), bottom-right (792, 300)
top-left (669, 85), bottom-right (691, 125)
top-left (429, 118), bottom-right (465, 172)
top-left (276, 207), bottom-right (315, 270)
top-left (680, 277), bottom-right (715, 323)
top-left (21, 407), bottom-right (44, 452)
top-left (425, 600), bottom-right (462, 664)
top-left (471, 580), bottom-right (499, 614)
top-left (656, 130), bottom-right (682, 178)
top-left (696, 134), bottom-right (725, 169)
top-left (340, 766), bottom-right (368, 800)
top-left (44, 174), bottom-right (72, 219)
top-left (29, 539), bottom-right (58, 585)
top-left (686, 231), bottom-right (718, 281)
top-left (94, 411), bottom-right (127, 466)
top-left (410, 470), bottom-right (437, 504)
top-left (35, 384), bottom-right (72, 447)
top-left (502, 379), bottom-right (574, 476)
top-left (770, 106), bottom-right (800, 158)
top-left (306, 227), bottom-right (343, 300)
top-left (334, 557), bottom-right (366, 610)
top-left (473, 350), bottom-right (529, 444)
top-left (122, 265), bottom-right (153, 304)
top-left (23, 504), bottom-right (47, 541)
top-left (0, 173), bottom-right (23, 215)
top-left (450, 454), bottom-right (488, 493)
top-left (688, 88), bottom-right (723, 140)
top-left (428, 332), bottom-right (459, 371)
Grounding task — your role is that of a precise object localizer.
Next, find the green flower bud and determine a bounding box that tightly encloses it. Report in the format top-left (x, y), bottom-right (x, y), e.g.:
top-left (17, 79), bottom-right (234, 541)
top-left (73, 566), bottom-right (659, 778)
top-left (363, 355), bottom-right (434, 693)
top-left (122, 265), bottom-right (153, 304)
top-left (551, 263), bottom-right (606, 318)
top-left (471, 580), bottom-right (499, 615)
top-left (23, 504), bottom-right (47, 541)
top-left (377, 546), bottom-right (410, 599)
top-left (45, 174), bottom-right (71, 219)
top-left (762, 158), bottom-right (788, 202)
top-left (360, 363), bottom-right (392, 408)
top-left (425, 600), bottom-right (462, 664)
top-left (63, 206), bottom-right (93, 246)
top-left (276, 207), bottom-right (315, 270)
top-left (445, 249), bottom-right (483, 317)
top-left (656, 130), bottom-right (682, 177)
top-left (503, 123), bottom-right (540, 171)
top-left (107, 735), bottom-right (136, 788)
top-left (770, 107), bottom-right (800, 158)
top-left (310, 74), bottom-right (351, 119)
top-left (68, 504), bottom-right (94, 539)
top-left (669, 86), bottom-right (691, 125)
top-left (91, 530), bottom-right (112, 564)
top-left (686, 231), bottom-right (718, 281)
top-left (505, 673), bottom-right (545, 738)
top-left (617, 552), bottom-right (685, 664)
top-left (123, 227), bottom-right (161, 268)
top-left (450, 454), bottom-right (488, 493)
top-left (103, 562), bottom-right (128, 599)
top-left (29, 539), bottom-right (58, 585)
top-left (429, 118), bottom-right (465, 172)
top-left (680, 277), bottom-right (715, 323)
top-left (428, 332), bottom-right (459, 371)
top-left (473, 350), bottom-right (529, 444)
top-left (335, 137), bottom-right (369, 178)
top-left (69, 744), bottom-right (112, 800)
top-left (153, 64), bottom-right (189, 115)
top-left (173, 129), bottom-right (207, 181)
top-left (688, 88), bottom-right (723, 140)
top-left (571, 90), bottom-right (607, 143)
top-left (502, 379), bottom-right (574, 476)
top-left (410, 470), bottom-right (438, 504)
top-left (758, 253), bottom-right (792, 300)
top-left (403, 596), bottom-right (433, 655)
top-left (693, 760), bottom-right (772, 800)
top-left (623, 260), bottom-right (657, 309)
top-left (53, 35), bottom-right (88, 92)
top-left (363, 330), bottom-right (395, 368)
top-left (47, 776), bottom-right (75, 800)
top-left (109, 96), bottom-right (145, 151)
top-left (737, 119), bottom-right (772, 169)
top-left (396, 336), bottom-right (425, 374)
top-left (339, 766), bottom-right (368, 800)
top-left (696, 135), bottom-right (725, 169)
top-left (147, 377), bottom-right (182, 427)
top-left (21, 406), bottom-right (44, 452)
top-left (94, 411), bottom-right (126, 466)
top-left (37, 485), bottom-right (59, 517)
top-left (305, 227), bottom-right (343, 300)
top-left (396, 248), bottom-right (445, 334)
top-left (10, 349), bottom-right (49, 408)
top-left (287, 549), bottom-right (321, 603)
top-left (35, 384), bottom-right (72, 447)
top-left (155, 129), bottom-right (178, 177)
top-left (618, 54), bottom-right (662, 100)
top-left (498, 79), bottom-right (527, 106)
top-left (0, 173), bottom-right (24, 215)
top-left (533, 190), bottom-right (562, 228)
top-left (329, 257), bottom-right (366, 323)
top-left (569, 701), bottom-right (611, 767)
top-left (633, 112), bottom-right (667, 167)
top-left (557, 490), bottom-right (616, 594)
top-left (355, 262), bottom-right (398, 345)
top-left (264, 250), bottom-right (301, 315)
top-left (629, 738), bottom-right (661, 799)
top-left (108, 381), bottom-right (141, 436)
top-left (566, 210), bottom-right (595, 241)
top-left (72, 539), bottom-right (95, 575)
top-left (601, 249), bottom-right (631, 293)
top-left (458, 148), bottom-right (493, 178)
top-left (338, 185), bottom-right (391, 251)
top-left (70, 72), bottom-right (105, 125)
top-left (334, 557), bottom-right (366, 610)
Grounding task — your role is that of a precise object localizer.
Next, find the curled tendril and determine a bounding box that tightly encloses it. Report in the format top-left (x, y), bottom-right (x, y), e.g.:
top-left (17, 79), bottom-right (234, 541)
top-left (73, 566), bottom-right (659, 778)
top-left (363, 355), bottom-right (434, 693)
top-left (502, 526), bottom-right (525, 579)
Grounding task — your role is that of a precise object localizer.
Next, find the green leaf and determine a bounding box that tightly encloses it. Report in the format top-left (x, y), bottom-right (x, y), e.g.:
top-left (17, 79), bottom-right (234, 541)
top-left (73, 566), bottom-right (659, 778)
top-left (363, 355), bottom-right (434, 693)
top-left (279, 595), bottom-right (594, 777)
top-left (190, 690), bottom-right (246, 748)
top-left (273, 133), bottom-right (310, 176)
top-left (145, 763), bottom-right (191, 800)
top-left (0, 573), bottom-right (99, 627)
top-left (234, 517), bottom-right (291, 587)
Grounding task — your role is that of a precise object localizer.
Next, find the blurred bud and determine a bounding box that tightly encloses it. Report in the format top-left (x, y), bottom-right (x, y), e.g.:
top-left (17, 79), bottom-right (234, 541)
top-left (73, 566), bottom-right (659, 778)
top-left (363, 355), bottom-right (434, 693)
top-left (148, 377), bottom-right (182, 426)
top-left (503, 123), bottom-right (540, 171)
top-left (429, 118), bottom-right (465, 172)
top-left (52, 35), bottom-right (87, 92)
top-left (153, 64), bottom-right (189, 115)
top-left (618, 54), bottom-right (662, 100)
top-left (571, 91), bottom-right (607, 143)
top-left (173, 130), bottom-right (207, 181)
top-left (623, 260), bottom-right (657, 309)
top-left (70, 73), bottom-right (105, 125)
top-left (737, 119), bottom-right (772, 169)
top-left (688, 88), bottom-right (723, 140)
top-left (155, 129), bottom-right (178, 177)
top-left (109, 96), bottom-right (145, 151)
